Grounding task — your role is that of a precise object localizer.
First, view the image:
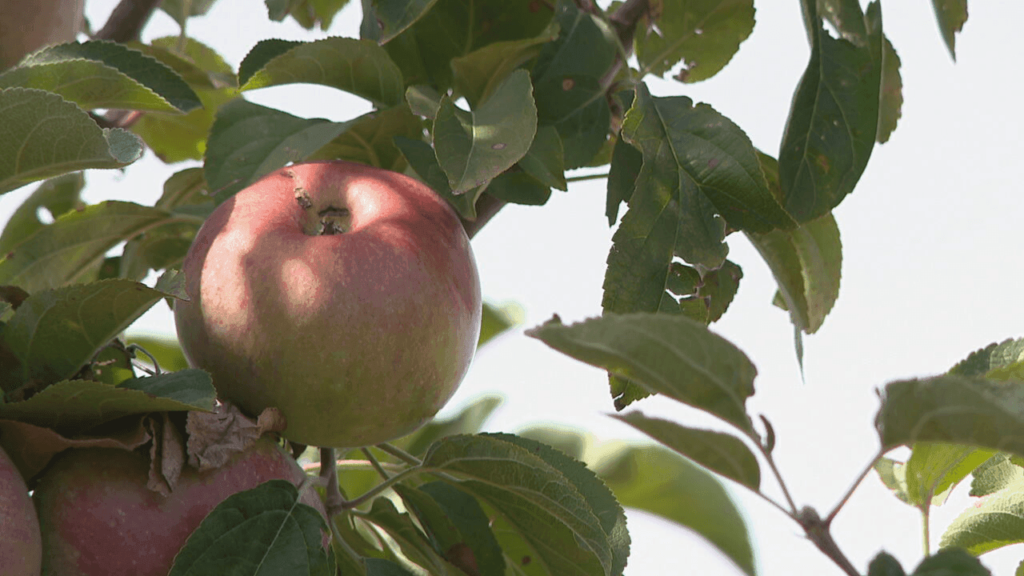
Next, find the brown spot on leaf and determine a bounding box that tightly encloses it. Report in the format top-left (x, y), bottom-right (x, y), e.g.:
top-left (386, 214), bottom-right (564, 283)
top-left (492, 143), bottom-right (506, 150)
top-left (562, 78), bottom-right (574, 91)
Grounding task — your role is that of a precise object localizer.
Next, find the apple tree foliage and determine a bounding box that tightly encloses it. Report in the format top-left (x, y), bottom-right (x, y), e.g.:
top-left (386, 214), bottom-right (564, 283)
top-left (1, 0), bottom-right (1019, 575)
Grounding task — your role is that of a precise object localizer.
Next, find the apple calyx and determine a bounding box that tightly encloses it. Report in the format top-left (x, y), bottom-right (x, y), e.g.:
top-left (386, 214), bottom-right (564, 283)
top-left (295, 185), bottom-right (351, 236)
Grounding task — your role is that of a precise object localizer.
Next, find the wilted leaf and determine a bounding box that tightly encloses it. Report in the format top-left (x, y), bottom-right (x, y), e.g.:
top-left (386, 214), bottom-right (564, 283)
top-left (634, 0), bottom-right (755, 83)
top-left (0, 41), bottom-right (201, 113)
top-left (0, 88), bottom-right (142, 195)
top-left (239, 38), bottom-right (404, 107)
top-left (527, 313), bottom-right (756, 431)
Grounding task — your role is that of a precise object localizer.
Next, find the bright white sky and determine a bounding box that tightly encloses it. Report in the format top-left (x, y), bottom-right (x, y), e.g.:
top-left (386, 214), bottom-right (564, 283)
top-left (2, 1), bottom-right (1023, 574)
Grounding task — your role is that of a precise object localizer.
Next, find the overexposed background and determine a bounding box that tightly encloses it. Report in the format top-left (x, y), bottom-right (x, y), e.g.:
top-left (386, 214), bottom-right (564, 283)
top-left (2, 2), bottom-right (1022, 574)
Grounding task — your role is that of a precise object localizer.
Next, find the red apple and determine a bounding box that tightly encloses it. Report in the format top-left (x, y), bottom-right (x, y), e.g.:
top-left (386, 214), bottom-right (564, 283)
top-left (0, 444), bottom-right (41, 576)
top-left (32, 438), bottom-right (326, 576)
top-left (174, 161), bottom-right (482, 448)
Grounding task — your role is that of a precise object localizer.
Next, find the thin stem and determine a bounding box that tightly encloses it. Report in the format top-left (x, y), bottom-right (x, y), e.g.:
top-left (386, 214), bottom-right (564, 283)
top-left (922, 507), bottom-right (931, 556)
top-left (756, 439), bottom-right (799, 515)
top-left (302, 459), bottom-right (405, 474)
top-left (342, 468), bottom-right (420, 509)
top-left (330, 515), bottom-right (363, 567)
top-left (320, 447), bottom-right (345, 517)
top-left (566, 172), bottom-right (610, 183)
top-left (376, 442), bottom-right (422, 466)
top-left (361, 448), bottom-right (391, 480)
top-left (461, 194), bottom-right (506, 240)
top-left (96, 0), bottom-right (163, 42)
top-left (824, 450), bottom-right (884, 525)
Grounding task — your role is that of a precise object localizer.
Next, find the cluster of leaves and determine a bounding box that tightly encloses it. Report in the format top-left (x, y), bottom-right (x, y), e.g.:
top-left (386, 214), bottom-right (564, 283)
top-left (0, 0), bottom-right (1007, 574)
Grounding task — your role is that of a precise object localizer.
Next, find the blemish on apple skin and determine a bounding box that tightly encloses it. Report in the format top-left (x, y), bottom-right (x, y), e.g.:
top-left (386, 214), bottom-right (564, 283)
top-left (295, 188), bottom-right (313, 209)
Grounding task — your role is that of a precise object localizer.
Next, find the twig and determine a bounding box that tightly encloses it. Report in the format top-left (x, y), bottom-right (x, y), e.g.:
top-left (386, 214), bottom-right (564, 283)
top-left (96, 0), bottom-right (164, 42)
top-left (320, 447), bottom-right (345, 517)
top-left (361, 448), bottom-right (391, 480)
top-left (798, 507), bottom-right (862, 576)
top-left (824, 450), bottom-right (884, 525)
top-left (461, 194), bottom-right (506, 240)
top-left (755, 438), bottom-right (799, 515)
top-left (567, 172), bottom-right (610, 183)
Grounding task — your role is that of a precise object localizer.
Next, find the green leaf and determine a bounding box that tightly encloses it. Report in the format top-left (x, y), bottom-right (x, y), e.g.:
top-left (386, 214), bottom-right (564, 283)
top-left (612, 412), bottom-right (760, 490)
top-left (517, 125), bottom-right (566, 191)
top-left (903, 444), bottom-right (995, 507)
top-left (478, 301), bottom-right (523, 347)
top-left (485, 171), bottom-right (551, 206)
top-left (941, 475), bottom-right (1024, 556)
top-left (778, 1), bottom-right (883, 221)
top-left (595, 444), bottom-right (755, 576)
top-left (634, 0), bottom-right (754, 83)
top-left (162, 0), bottom-right (219, 28)
top-left (746, 209), bottom-right (841, 334)
top-left (306, 105), bottom-right (424, 172)
top-left (433, 69), bottom-right (537, 193)
top-left (970, 453), bottom-right (1023, 497)
top-left (0, 201), bottom-right (175, 293)
top-left (912, 548), bottom-right (990, 575)
top-left (422, 434), bottom-right (613, 576)
top-left (393, 136), bottom-right (482, 220)
top-left (131, 37), bottom-right (238, 163)
top-left (0, 278), bottom-right (188, 390)
top-left (204, 98), bottom-right (351, 203)
top-left (119, 221), bottom-right (198, 281)
top-left (419, 481), bottom-right (506, 576)
top-left (931, 0), bottom-right (968, 61)
top-left (875, 457), bottom-right (911, 504)
top-left (169, 480), bottom-right (333, 576)
top-left (876, 36), bottom-right (903, 143)
top-left (405, 84), bottom-right (442, 119)
top-left (604, 84), bottom-right (793, 319)
top-left (451, 21), bottom-right (560, 108)
top-left (950, 339), bottom-right (1024, 379)
top-left (396, 395), bottom-right (503, 458)
top-left (876, 376), bottom-right (1024, 461)
top-left (266, 0), bottom-right (350, 30)
top-left (605, 135), bottom-right (642, 226)
top-left (364, 497), bottom-right (453, 574)
top-left (531, 1), bottom-right (617, 168)
top-left (239, 38), bottom-right (404, 107)
top-left (360, 0), bottom-right (440, 44)
top-left (0, 88), bottom-right (143, 195)
top-left (365, 558), bottom-right (420, 576)
top-left (526, 313), bottom-right (756, 431)
top-left (0, 370), bottom-right (214, 431)
top-left (0, 41), bottom-right (201, 113)
top-left (487, 432), bottom-right (630, 576)
top-left (868, 551), bottom-right (906, 576)
top-left (0, 173), bottom-right (85, 255)
top-left (698, 259), bottom-right (743, 323)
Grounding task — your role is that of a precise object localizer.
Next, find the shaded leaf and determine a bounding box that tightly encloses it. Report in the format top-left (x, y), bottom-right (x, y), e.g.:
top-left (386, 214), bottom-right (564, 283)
top-left (605, 135), bottom-right (642, 226)
top-left (393, 136), bottom-right (482, 220)
top-left (876, 376), bottom-right (1024, 461)
top-left (518, 126), bottom-right (566, 191)
top-left (266, 0), bottom-right (350, 30)
top-left (239, 38), bottom-right (404, 107)
top-left (485, 171), bottom-right (551, 206)
top-left (204, 98), bottom-right (350, 203)
top-left (0, 41), bottom-right (201, 112)
top-left (527, 313), bottom-right (756, 432)
top-left (950, 339), bottom-right (1024, 379)
top-left (168, 480), bottom-right (333, 576)
top-left (306, 105), bottom-right (424, 172)
top-left (452, 21), bottom-right (560, 108)
top-left (0, 201), bottom-right (179, 293)
top-left (364, 497), bottom-right (454, 574)
top-left (634, 0), bottom-right (755, 83)
top-left (405, 84), bottom-right (442, 119)
top-left (0, 173), bottom-right (85, 255)
top-left (360, 0), bottom-right (440, 44)
top-left (931, 0), bottom-right (968, 61)
top-left (420, 481), bottom-right (506, 576)
top-left (162, 0), bottom-right (219, 27)
top-left (876, 36), bottom-right (903, 143)
top-left (779, 1), bottom-right (883, 221)
top-left (912, 548), bottom-right (989, 575)
top-left (0, 88), bottom-right (142, 195)
top-left (868, 551), bottom-right (906, 576)
top-left (365, 558), bottom-right (420, 576)
top-left (422, 434), bottom-right (613, 576)
top-left (0, 278), bottom-right (188, 391)
top-left (595, 444), bottom-right (754, 576)
top-left (0, 371), bottom-right (214, 432)
top-left (613, 412), bottom-right (760, 490)
top-left (746, 208), bottom-right (841, 334)
top-left (433, 69), bottom-right (537, 193)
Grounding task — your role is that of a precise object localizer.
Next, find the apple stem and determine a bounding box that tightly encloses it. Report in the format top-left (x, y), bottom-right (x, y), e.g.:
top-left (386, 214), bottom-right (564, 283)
top-left (320, 447), bottom-right (346, 518)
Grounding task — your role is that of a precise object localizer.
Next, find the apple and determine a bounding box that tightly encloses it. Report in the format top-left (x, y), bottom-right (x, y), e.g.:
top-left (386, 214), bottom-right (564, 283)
top-left (32, 438), bottom-right (327, 576)
top-left (0, 444), bottom-right (41, 576)
top-left (0, 0), bottom-right (84, 69)
top-left (174, 161), bottom-right (482, 448)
